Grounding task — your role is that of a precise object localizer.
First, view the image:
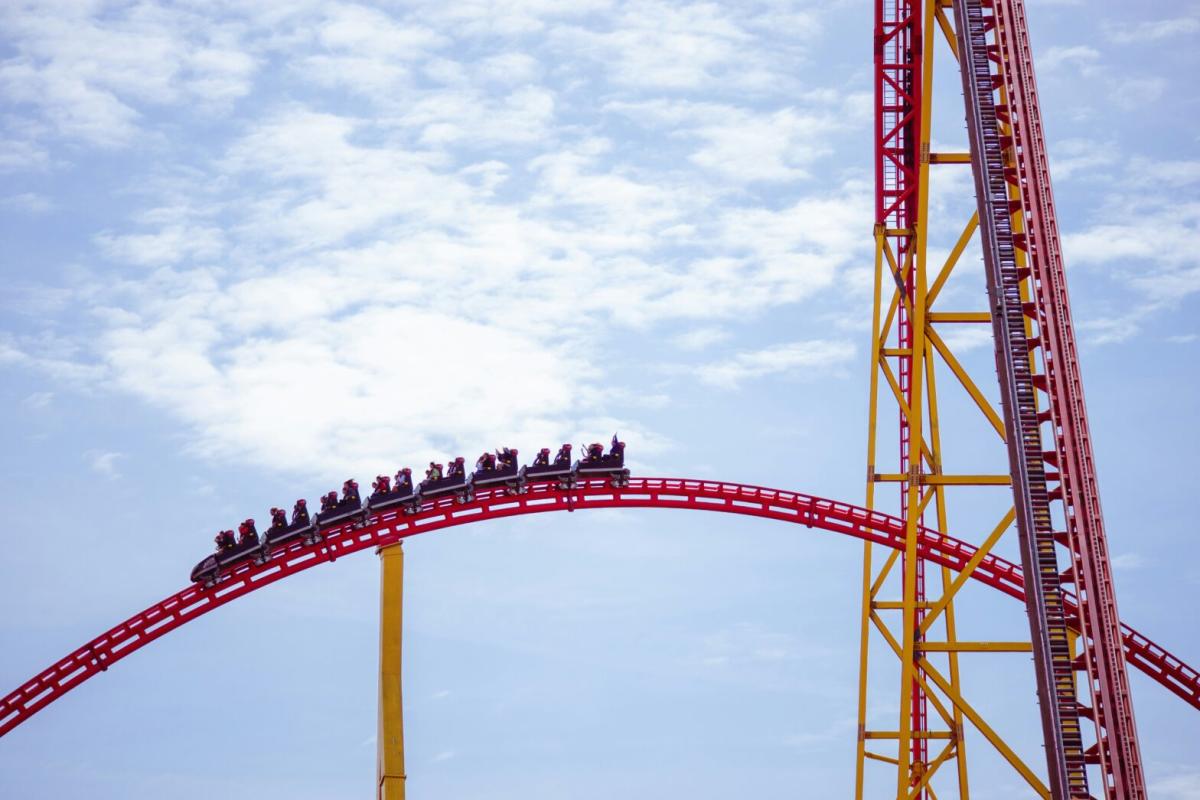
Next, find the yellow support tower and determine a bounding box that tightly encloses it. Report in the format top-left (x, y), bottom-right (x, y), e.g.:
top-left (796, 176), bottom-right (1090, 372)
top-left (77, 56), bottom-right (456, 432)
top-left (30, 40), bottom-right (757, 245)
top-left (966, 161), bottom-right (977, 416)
top-left (854, 0), bottom-right (1043, 796)
top-left (378, 543), bottom-right (406, 800)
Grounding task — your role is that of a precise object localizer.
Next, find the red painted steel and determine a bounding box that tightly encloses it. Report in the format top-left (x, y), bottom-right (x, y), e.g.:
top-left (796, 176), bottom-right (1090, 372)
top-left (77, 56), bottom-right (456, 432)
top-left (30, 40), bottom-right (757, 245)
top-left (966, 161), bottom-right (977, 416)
top-left (2, 478), bottom-right (1195, 740)
top-left (954, 0), bottom-right (1087, 794)
top-left (984, 0), bottom-right (1145, 795)
top-left (875, 0), bottom-right (928, 785)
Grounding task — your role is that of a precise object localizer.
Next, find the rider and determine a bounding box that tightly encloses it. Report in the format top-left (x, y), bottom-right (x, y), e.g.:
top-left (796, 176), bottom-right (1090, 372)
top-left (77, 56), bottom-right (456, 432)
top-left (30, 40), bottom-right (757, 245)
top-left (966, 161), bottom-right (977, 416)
top-left (448, 457), bottom-right (465, 478)
top-left (609, 434), bottom-right (625, 458)
top-left (554, 443), bottom-right (572, 465)
top-left (498, 447), bottom-right (517, 469)
top-left (214, 530), bottom-right (236, 551)
top-left (476, 451), bottom-right (496, 472)
top-left (585, 442), bottom-right (604, 461)
top-left (426, 462), bottom-right (444, 482)
top-left (342, 479), bottom-right (360, 504)
top-left (532, 448), bottom-right (551, 467)
top-left (238, 519), bottom-right (259, 545)
top-left (320, 491), bottom-right (339, 512)
top-left (372, 475), bottom-right (391, 496)
top-left (270, 507), bottom-right (288, 530)
top-left (395, 468), bottom-right (413, 491)
top-left (292, 499), bottom-right (309, 525)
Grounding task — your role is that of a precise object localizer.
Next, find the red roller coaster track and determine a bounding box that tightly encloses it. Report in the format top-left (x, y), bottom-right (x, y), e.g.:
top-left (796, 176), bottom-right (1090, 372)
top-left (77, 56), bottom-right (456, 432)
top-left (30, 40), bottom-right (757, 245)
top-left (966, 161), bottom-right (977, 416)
top-left (2, 477), bottom-right (1197, 740)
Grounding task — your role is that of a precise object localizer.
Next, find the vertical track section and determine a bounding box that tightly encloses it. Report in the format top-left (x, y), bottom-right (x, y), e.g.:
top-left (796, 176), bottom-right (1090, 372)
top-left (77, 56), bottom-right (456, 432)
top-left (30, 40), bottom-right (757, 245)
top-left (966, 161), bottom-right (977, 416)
top-left (870, 0), bottom-right (931, 790)
top-left (953, 1), bottom-right (1087, 797)
top-left (988, 0), bottom-right (1146, 796)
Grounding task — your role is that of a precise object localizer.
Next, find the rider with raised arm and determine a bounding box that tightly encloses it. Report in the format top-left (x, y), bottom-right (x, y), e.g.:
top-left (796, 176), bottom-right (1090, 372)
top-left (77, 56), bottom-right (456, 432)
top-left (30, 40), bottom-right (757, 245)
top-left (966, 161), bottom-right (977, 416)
top-left (610, 434), bottom-right (625, 458)
top-left (532, 448), bottom-right (551, 467)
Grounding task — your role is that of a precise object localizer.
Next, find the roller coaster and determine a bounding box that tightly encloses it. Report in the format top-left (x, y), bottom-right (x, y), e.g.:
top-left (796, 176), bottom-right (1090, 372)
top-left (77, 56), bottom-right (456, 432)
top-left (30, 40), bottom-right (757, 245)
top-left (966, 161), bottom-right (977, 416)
top-left (4, 475), bottom-right (1197, 742)
top-left (2, 0), bottom-right (1196, 797)
top-left (188, 440), bottom-right (628, 586)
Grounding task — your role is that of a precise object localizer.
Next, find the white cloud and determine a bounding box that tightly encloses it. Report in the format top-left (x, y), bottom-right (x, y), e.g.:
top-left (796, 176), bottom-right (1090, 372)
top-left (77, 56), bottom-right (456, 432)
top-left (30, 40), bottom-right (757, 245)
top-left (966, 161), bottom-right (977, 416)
top-left (672, 327), bottom-right (730, 351)
top-left (87, 450), bottom-right (125, 479)
top-left (22, 390), bottom-right (54, 409)
top-left (696, 339), bottom-right (855, 389)
top-left (1151, 768), bottom-right (1200, 800)
top-left (1110, 552), bottom-right (1145, 570)
top-left (1, 192), bottom-right (53, 212)
top-left (1105, 15), bottom-right (1200, 44)
top-left (1038, 45), bottom-right (1101, 77)
top-left (0, 1), bottom-right (258, 147)
top-left (606, 93), bottom-right (868, 183)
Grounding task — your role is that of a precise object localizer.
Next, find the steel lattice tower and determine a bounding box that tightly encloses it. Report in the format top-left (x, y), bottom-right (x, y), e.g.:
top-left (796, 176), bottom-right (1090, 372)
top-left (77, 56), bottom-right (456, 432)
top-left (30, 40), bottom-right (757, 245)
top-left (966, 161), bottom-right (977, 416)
top-left (855, 0), bottom-right (1146, 797)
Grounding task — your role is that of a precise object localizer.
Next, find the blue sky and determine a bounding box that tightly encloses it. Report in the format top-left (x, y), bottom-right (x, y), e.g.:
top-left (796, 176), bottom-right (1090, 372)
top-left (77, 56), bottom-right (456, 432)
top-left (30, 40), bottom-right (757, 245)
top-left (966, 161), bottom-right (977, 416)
top-left (0, 1), bottom-right (1197, 798)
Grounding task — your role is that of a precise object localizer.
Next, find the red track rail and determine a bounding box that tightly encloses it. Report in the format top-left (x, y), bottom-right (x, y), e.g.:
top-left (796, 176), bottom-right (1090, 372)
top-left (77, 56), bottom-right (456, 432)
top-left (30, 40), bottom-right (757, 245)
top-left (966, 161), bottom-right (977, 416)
top-left (2, 477), bottom-right (1196, 740)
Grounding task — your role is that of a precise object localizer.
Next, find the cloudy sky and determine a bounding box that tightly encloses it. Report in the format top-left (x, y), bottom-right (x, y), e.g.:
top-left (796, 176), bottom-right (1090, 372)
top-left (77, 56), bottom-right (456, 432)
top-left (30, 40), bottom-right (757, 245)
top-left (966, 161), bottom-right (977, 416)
top-left (1, 1), bottom-right (1197, 798)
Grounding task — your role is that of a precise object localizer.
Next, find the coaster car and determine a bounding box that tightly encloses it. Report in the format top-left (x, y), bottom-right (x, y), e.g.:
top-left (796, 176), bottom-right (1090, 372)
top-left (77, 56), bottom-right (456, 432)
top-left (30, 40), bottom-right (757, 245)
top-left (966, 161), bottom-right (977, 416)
top-left (420, 457), bottom-right (473, 504)
top-left (522, 444), bottom-right (575, 488)
top-left (574, 436), bottom-right (629, 487)
top-left (369, 470), bottom-right (420, 514)
top-left (264, 517), bottom-right (317, 550)
top-left (472, 448), bottom-right (523, 494)
top-left (316, 481), bottom-right (364, 529)
top-left (190, 537), bottom-right (260, 586)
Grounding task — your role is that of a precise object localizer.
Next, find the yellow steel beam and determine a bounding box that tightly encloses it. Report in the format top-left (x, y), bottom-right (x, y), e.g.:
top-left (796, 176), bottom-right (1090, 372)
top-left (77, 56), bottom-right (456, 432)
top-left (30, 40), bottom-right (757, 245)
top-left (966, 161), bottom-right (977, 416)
top-left (854, 225), bottom-right (887, 800)
top-left (925, 327), bottom-right (1007, 439)
top-left (908, 740), bottom-right (958, 800)
top-left (923, 341), bottom-right (970, 798)
top-left (874, 600), bottom-right (936, 610)
top-left (929, 152), bottom-right (970, 164)
top-left (934, 7), bottom-right (959, 62)
top-left (866, 730), bottom-right (955, 740)
top-left (895, 4), bottom-right (944, 786)
top-left (919, 508), bottom-right (1016, 636)
top-left (917, 642), bottom-right (1033, 653)
top-left (865, 751), bottom-right (901, 766)
top-left (870, 548), bottom-right (902, 598)
top-left (869, 611), bottom-right (957, 731)
top-left (378, 544), bottom-right (407, 800)
top-left (928, 311), bottom-right (990, 323)
top-left (919, 659), bottom-right (1051, 799)
top-left (873, 473), bottom-right (1011, 486)
top-left (926, 213), bottom-right (979, 308)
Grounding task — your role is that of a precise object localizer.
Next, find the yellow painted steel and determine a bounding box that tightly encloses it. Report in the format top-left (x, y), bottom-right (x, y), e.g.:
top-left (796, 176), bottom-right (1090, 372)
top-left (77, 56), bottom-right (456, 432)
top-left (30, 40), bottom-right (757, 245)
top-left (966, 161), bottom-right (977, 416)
top-left (891, 0), bottom-right (938, 789)
top-left (927, 311), bottom-right (990, 323)
top-left (853, 3), bottom-right (1049, 795)
top-left (917, 642), bottom-right (1033, 653)
top-left (378, 544), bottom-right (406, 800)
top-left (927, 213), bottom-right (979, 306)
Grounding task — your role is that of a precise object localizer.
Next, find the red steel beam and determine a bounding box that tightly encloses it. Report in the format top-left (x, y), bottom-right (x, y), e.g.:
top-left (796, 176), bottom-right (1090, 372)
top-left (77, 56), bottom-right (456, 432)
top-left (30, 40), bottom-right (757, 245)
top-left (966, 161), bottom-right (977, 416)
top-left (986, 0), bottom-right (1146, 795)
top-left (2, 477), bottom-right (1196, 742)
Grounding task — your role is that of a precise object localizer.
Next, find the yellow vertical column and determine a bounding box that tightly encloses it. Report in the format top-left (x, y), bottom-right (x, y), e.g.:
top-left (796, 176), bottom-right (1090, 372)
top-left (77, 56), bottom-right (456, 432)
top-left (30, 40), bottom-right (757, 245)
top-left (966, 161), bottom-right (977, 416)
top-left (895, 0), bottom-right (939, 793)
top-left (378, 543), bottom-right (407, 800)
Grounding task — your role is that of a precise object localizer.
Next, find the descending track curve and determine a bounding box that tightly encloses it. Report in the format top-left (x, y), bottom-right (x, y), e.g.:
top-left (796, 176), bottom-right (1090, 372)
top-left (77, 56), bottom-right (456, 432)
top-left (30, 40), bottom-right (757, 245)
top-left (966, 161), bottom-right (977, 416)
top-left (2, 477), bottom-right (1197, 738)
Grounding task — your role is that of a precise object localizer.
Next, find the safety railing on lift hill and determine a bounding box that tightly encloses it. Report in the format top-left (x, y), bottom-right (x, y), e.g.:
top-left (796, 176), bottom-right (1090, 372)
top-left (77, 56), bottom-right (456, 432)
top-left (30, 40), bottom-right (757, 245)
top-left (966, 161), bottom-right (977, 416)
top-left (1, 477), bottom-right (1197, 739)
